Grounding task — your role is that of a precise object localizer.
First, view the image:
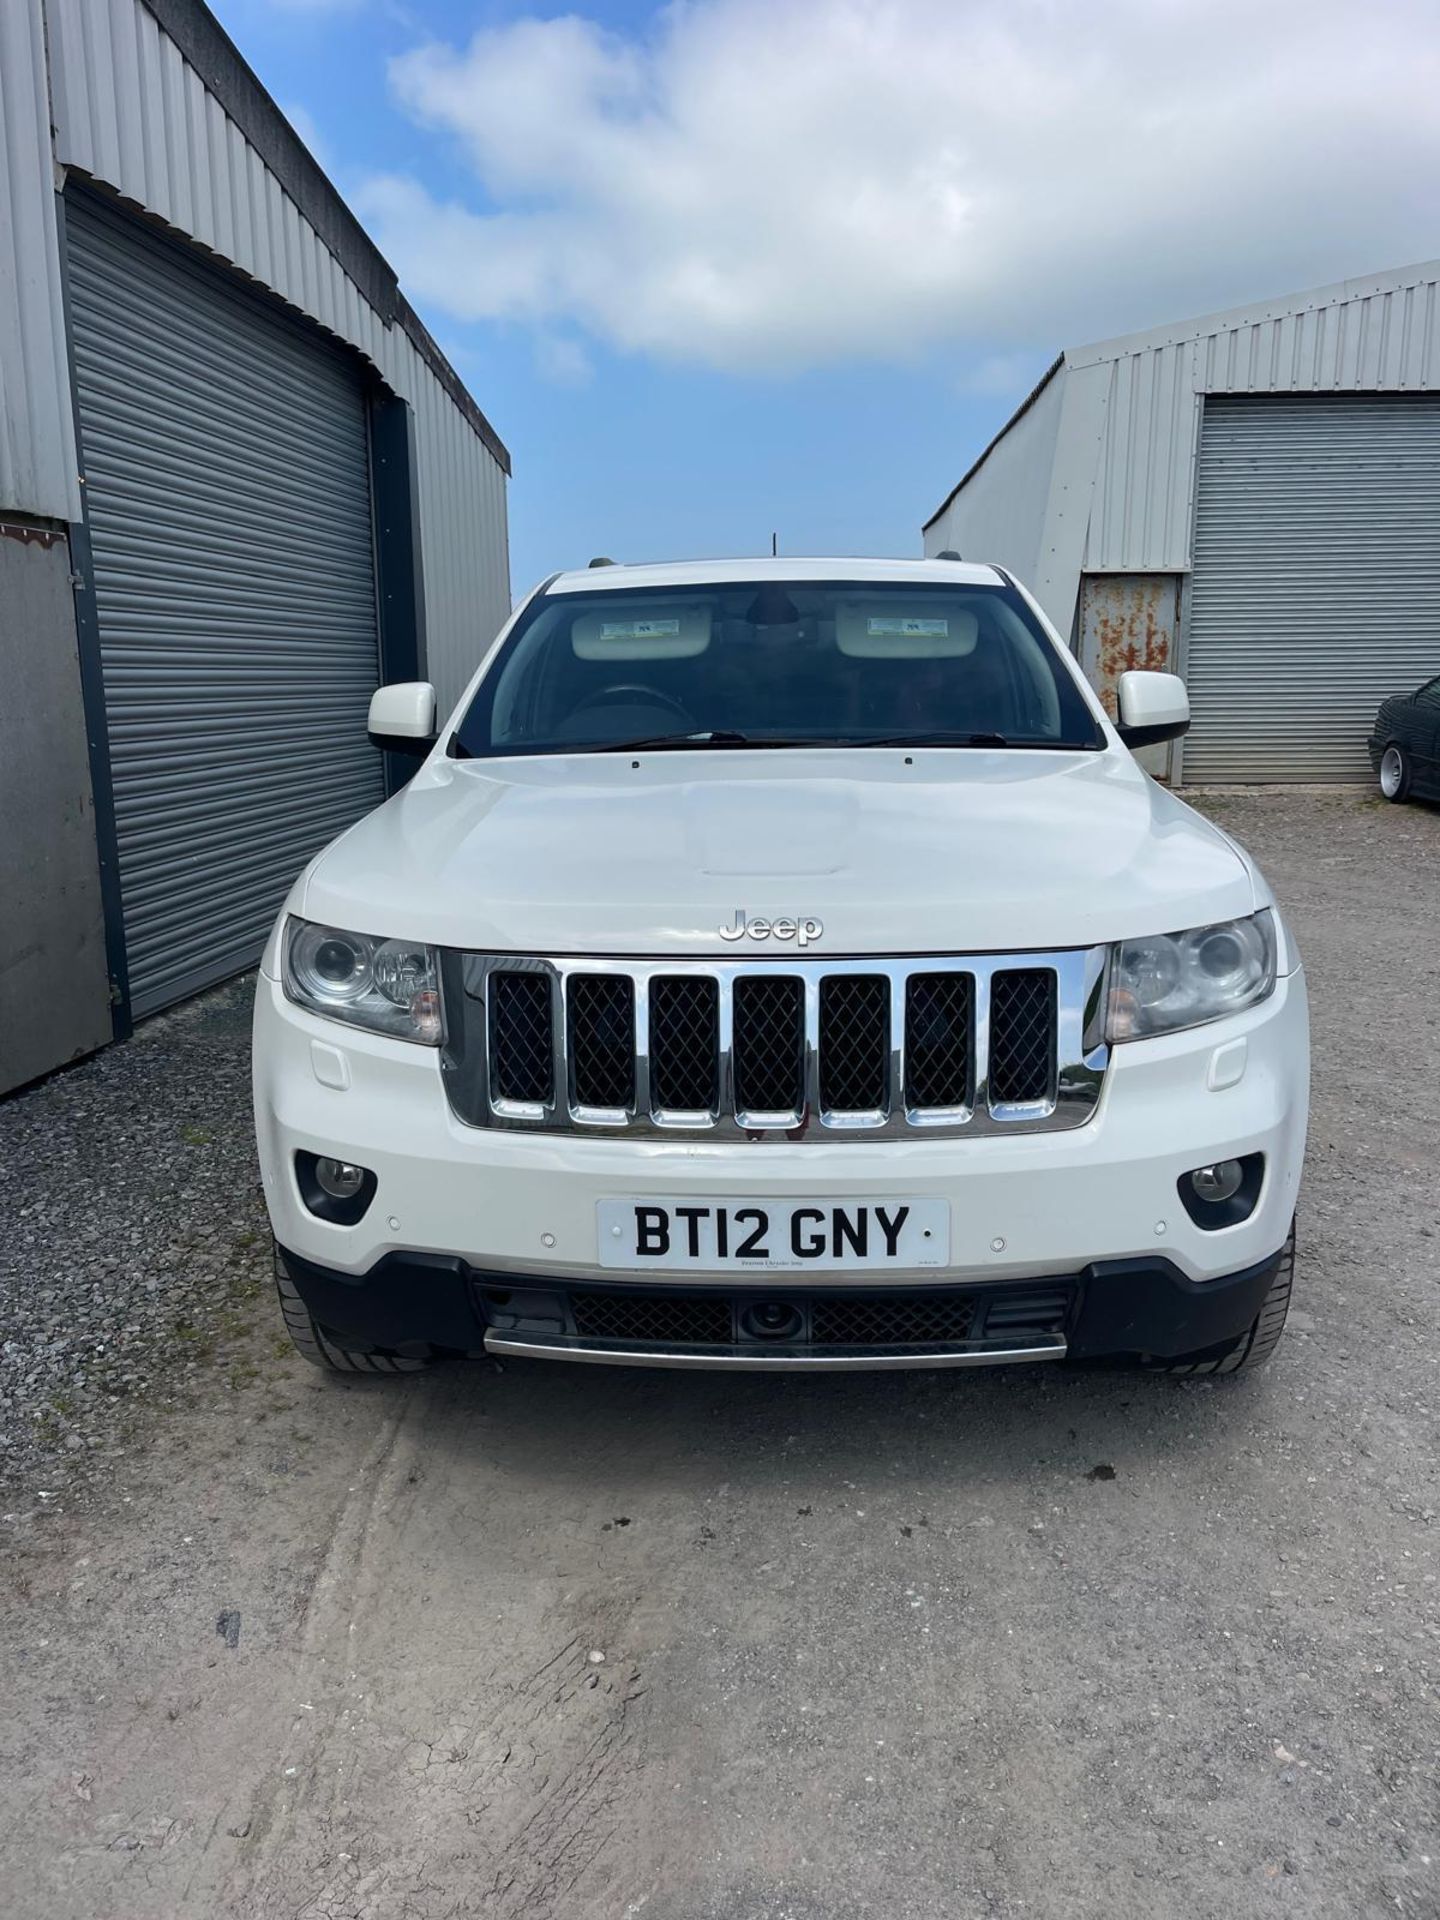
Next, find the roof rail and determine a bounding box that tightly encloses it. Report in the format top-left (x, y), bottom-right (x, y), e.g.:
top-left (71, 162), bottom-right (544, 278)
top-left (588, 556), bottom-right (617, 568)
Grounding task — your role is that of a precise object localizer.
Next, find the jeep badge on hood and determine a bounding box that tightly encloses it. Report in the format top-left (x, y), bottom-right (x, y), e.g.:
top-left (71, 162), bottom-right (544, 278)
top-left (719, 909), bottom-right (824, 946)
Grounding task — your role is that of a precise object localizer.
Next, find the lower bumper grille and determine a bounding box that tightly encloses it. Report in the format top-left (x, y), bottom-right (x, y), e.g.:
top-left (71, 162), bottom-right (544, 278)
top-left (491, 1283), bottom-right (1072, 1353)
top-left (571, 1290), bottom-right (732, 1345)
top-left (810, 1294), bottom-right (975, 1346)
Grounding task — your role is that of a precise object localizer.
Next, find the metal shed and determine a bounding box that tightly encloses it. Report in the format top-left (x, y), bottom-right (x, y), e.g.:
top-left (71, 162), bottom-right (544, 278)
top-left (0, 0), bottom-right (513, 1091)
top-left (923, 264), bottom-right (1440, 785)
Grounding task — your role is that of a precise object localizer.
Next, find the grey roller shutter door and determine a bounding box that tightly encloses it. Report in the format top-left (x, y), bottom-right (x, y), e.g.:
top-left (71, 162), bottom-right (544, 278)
top-left (66, 192), bottom-right (386, 1016)
top-left (1184, 395), bottom-right (1440, 782)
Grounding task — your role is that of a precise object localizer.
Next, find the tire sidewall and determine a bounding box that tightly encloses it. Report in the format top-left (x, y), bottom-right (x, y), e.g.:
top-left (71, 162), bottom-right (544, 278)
top-left (1381, 743), bottom-right (1412, 803)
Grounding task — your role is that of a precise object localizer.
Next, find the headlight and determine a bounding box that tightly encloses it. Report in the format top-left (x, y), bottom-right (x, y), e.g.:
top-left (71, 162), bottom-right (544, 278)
top-left (283, 919), bottom-right (443, 1045)
top-left (1107, 910), bottom-right (1276, 1041)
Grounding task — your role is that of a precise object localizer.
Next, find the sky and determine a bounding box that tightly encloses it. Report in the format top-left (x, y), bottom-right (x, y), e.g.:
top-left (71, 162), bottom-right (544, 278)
top-left (213, 0), bottom-right (1440, 597)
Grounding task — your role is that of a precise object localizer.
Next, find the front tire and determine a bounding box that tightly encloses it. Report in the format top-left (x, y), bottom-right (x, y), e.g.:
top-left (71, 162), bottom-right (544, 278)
top-left (1380, 744), bottom-right (1413, 803)
top-left (275, 1249), bottom-right (433, 1375)
top-left (1151, 1227), bottom-right (1295, 1376)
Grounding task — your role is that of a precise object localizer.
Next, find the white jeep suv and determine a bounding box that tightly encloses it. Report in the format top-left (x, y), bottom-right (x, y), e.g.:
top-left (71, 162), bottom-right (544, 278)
top-left (252, 558), bottom-right (1308, 1378)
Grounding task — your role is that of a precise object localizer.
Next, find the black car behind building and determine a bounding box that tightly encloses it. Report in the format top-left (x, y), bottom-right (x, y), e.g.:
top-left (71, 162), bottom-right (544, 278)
top-left (1370, 677), bottom-right (1440, 803)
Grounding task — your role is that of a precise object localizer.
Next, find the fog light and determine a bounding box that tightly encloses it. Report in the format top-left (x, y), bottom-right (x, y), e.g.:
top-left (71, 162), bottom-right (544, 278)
top-left (316, 1157), bottom-right (366, 1200)
top-left (1177, 1152), bottom-right (1263, 1229)
top-left (295, 1150), bottom-right (376, 1224)
top-left (1190, 1160), bottom-right (1243, 1204)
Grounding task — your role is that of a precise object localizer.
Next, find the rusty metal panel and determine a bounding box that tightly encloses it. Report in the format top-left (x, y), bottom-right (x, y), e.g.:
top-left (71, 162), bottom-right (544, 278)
top-left (1079, 574), bottom-right (1179, 778)
top-left (1079, 575), bottom-right (1178, 716)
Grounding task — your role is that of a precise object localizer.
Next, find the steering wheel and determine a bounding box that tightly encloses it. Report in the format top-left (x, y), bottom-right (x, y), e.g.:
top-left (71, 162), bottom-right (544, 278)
top-left (570, 683), bottom-right (697, 726)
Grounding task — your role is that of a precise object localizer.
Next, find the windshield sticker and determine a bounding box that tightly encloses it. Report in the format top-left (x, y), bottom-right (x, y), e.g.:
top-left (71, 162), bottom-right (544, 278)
top-left (866, 617), bottom-right (949, 638)
top-left (599, 619), bottom-right (682, 640)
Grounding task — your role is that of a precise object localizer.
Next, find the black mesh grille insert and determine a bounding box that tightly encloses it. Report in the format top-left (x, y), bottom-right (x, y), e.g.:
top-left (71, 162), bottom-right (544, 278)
top-left (488, 971), bottom-right (554, 1105)
top-left (982, 1288), bottom-right (1071, 1339)
top-left (989, 969), bottom-right (1058, 1105)
top-left (810, 1295), bottom-right (976, 1346)
top-left (650, 975), bottom-right (720, 1112)
top-left (571, 1292), bottom-right (731, 1344)
top-left (568, 974), bottom-right (635, 1110)
top-left (733, 975), bottom-right (805, 1115)
top-left (819, 975), bottom-right (890, 1111)
top-left (549, 1285), bottom-right (1074, 1351)
top-left (904, 972), bottom-right (973, 1109)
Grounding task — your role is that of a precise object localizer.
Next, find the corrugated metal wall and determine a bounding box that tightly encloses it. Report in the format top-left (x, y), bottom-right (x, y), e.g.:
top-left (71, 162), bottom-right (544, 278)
top-left (0, 0), bottom-right (82, 519)
top-left (0, 523), bottom-right (112, 1091)
top-left (923, 366), bottom-right (1066, 585)
top-left (67, 191), bottom-right (385, 1013)
top-left (1087, 349), bottom-right (1198, 573)
top-left (45, 0), bottom-right (390, 372)
top-left (935, 269), bottom-right (1440, 645)
top-left (39, 0), bottom-right (510, 692)
top-left (1183, 396), bottom-right (1440, 782)
top-left (394, 329), bottom-right (513, 711)
top-left (1080, 270), bottom-right (1440, 575)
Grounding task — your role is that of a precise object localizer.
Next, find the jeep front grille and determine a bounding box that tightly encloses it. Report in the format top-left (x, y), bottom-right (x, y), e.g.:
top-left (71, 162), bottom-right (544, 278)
top-left (648, 974), bottom-right (720, 1113)
top-left (441, 950), bottom-right (1108, 1139)
top-left (903, 971), bottom-right (973, 1111)
top-left (486, 971), bottom-right (553, 1105)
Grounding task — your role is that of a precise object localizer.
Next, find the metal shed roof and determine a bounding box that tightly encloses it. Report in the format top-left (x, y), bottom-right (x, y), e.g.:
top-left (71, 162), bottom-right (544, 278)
top-left (925, 259), bottom-right (1440, 536)
top-left (922, 257), bottom-right (1440, 634)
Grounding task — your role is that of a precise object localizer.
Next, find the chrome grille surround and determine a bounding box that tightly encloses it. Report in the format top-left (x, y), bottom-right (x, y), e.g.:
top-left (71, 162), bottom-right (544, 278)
top-left (443, 949), bottom-right (1110, 1140)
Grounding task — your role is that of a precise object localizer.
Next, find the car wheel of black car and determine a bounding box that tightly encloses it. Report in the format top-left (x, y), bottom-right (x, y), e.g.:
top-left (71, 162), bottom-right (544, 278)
top-left (1379, 744), bottom-right (1413, 803)
top-left (274, 1247), bottom-right (434, 1375)
top-left (1150, 1226), bottom-right (1295, 1376)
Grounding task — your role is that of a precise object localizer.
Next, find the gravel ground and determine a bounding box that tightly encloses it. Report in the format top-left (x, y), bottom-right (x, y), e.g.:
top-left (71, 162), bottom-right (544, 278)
top-left (1, 786), bottom-right (1437, 1920)
top-left (0, 981), bottom-right (270, 1498)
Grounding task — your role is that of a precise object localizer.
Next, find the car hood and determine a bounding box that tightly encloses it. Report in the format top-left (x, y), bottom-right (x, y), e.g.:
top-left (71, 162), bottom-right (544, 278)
top-left (296, 748), bottom-right (1258, 956)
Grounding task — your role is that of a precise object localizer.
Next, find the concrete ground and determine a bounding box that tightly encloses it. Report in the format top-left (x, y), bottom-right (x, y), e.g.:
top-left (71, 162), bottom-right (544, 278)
top-left (1, 788), bottom-right (1437, 1920)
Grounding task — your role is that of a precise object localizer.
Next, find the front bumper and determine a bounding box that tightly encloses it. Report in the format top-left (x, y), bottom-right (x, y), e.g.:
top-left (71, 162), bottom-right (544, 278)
top-left (274, 1242), bottom-right (1291, 1368)
top-left (253, 959), bottom-right (1307, 1291)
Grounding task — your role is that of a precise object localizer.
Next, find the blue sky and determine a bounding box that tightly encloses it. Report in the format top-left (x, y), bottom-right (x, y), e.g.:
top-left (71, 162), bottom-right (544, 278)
top-left (213, 0), bottom-right (1439, 597)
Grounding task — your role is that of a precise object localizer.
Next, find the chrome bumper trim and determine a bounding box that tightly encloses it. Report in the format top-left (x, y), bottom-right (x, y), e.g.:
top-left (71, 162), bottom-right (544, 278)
top-left (483, 1331), bottom-right (1068, 1371)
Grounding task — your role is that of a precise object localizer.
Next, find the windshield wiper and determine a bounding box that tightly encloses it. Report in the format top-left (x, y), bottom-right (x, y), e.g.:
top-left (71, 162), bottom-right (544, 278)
top-left (574, 729), bottom-right (750, 752)
top-left (571, 730), bottom-right (825, 753)
top-left (843, 731), bottom-right (1099, 750)
top-left (456, 728), bottom-right (1099, 758)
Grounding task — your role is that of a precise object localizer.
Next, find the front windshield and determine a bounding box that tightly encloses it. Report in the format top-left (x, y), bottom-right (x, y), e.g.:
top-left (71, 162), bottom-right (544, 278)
top-left (453, 579), bottom-right (1105, 757)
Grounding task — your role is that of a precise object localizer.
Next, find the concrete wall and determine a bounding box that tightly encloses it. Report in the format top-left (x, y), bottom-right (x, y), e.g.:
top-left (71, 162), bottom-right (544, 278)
top-left (0, 523), bottom-right (111, 1092)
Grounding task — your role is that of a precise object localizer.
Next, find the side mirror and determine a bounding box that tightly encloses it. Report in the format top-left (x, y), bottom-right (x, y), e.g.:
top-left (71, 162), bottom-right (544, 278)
top-left (1116, 670), bottom-right (1189, 749)
top-left (368, 681), bottom-right (437, 755)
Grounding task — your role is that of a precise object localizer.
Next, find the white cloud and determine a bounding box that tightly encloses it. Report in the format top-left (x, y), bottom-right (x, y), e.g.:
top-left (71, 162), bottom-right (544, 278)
top-left (533, 334), bottom-right (595, 386)
top-left (358, 0), bottom-right (1440, 372)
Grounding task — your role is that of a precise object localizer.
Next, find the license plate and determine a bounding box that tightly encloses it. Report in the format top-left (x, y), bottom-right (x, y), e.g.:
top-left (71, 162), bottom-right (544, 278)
top-left (596, 1198), bottom-right (949, 1272)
